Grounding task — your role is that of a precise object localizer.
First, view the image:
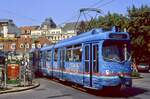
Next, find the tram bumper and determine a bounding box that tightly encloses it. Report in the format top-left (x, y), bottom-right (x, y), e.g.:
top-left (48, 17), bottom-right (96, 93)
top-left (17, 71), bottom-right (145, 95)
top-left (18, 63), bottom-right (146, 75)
top-left (100, 76), bottom-right (132, 88)
top-left (119, 76), bottom-right (132, 88)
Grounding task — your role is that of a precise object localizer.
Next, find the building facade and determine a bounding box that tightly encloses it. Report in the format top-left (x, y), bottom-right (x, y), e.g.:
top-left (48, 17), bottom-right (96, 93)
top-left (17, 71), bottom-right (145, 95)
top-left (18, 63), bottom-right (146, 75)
top-left (19, 19), bottom-right (77, 44)
top-left (0, 19), bottom-right (52, 59)
top-left (0, 19), bottom-right (20, 38)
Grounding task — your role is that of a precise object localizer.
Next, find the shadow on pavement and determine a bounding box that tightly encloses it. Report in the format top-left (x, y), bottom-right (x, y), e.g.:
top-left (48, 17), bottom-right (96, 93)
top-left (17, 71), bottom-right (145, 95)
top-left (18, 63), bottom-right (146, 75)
top-left (47, 78), bottom-right (148, 98)
top-left (87, 87), bottom-right (148, 98)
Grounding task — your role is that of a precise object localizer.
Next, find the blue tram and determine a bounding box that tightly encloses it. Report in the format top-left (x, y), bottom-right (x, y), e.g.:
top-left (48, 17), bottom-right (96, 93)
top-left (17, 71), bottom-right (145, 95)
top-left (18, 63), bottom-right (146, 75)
top-left (30, 27), bottom-right (132, 90)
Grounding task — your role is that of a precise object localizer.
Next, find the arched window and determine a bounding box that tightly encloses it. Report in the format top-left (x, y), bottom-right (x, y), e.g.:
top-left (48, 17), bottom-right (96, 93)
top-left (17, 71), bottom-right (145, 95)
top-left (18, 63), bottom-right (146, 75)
top-left (37, 44), bottom-right (41, 48)
top-left (25, 43), bottom-right (30, 48)
top-left (20, 43), bottom-right (24, 48)
top-left (11, 43), bottom-right (16, 50)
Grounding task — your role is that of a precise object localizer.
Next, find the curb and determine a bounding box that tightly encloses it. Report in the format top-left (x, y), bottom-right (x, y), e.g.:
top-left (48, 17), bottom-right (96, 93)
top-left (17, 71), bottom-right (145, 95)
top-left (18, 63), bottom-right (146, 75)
top-left (0, 81), bottom-right (40, 94)
top-left (132, 76), bottom-right (144, 79)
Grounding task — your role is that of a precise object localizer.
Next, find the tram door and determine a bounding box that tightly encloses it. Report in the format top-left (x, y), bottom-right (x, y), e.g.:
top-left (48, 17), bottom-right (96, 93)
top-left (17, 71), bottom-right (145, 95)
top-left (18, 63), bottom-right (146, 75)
top-left (83, 43), bottom-right (99, 87)
top-left (59, 48), bottom-right (65, 79)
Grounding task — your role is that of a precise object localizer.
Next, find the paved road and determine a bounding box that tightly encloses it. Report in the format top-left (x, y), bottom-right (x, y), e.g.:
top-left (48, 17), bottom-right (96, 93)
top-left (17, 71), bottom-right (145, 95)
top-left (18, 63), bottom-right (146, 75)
top-left (0, 73), bottom-right (150, 99)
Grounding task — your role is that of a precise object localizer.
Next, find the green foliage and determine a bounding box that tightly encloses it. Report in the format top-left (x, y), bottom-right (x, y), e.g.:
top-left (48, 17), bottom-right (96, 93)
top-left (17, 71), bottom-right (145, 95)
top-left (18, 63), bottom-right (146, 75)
top-left (127, 5), bottom-right (150, 64)
top-left (132, 70), bottom-right (140, 77)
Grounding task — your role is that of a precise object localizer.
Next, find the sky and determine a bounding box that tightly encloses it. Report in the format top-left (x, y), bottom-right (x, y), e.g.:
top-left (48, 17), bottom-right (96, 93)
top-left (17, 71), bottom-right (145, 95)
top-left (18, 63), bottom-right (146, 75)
top-left (0, 0), bottom-right (149, 26)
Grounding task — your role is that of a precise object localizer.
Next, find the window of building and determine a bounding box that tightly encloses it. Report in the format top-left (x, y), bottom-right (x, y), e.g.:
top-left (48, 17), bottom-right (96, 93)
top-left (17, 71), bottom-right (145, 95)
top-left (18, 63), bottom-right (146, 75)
top-left (27, 30), bottom-right (31, 34)
top-left (32, 44), bottom-right (35, 48)
top-left (56, 31), bottom-right (60, 34)
top-left (37, 44), bottom-right (41, 48)
top-left (56, 36), bottom-right (58, 40)
top-left (11, 43), bottom-right (16, 50)
top-left (25, 43), bottom-right (30, 48)
top-left (52, 31), bottom-right (55, 34)
top-left (0, 43), bottom-right (3, 49)
top-left (53, 36), bottom-right (55, 40)
top-left (20, 43), bottom-right (24, 48)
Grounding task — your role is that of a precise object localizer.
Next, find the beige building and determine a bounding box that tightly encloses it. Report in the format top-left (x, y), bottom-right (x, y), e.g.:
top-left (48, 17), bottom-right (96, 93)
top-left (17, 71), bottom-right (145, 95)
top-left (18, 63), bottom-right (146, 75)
top-left (20, 18), bottom-right (77, 44)
top-left (31, 29), bottom-right (42, 39)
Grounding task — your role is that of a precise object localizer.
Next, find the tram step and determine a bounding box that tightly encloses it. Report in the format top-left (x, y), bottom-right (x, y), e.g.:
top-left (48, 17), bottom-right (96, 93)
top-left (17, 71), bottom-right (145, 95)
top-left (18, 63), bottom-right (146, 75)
top-left (59, 78), bottom-right (65, 81)
top-left (84, 86), bottom-right (98, 90)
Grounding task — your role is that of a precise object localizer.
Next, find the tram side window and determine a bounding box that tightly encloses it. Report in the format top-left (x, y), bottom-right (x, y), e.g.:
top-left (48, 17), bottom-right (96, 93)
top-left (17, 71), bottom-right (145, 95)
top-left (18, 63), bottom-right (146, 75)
top-left (41, 52), bottom-right (44, 60)
top-left (73, 48), bottom-right (82, 62)
top-left (85, 46), bottom-right (89, 72)
top-left (66, 44), bottom-right (82, 62)
top-left (47, 50), bottom-right (52, 61)
top-left (93, 45), bottom-right (99, 73)
top-left (66, 50), bottom-right (73, 62)
top-left (41, 51), bottom-right (46, 68)
top-left (40, 52), bottom-right (42, 59)
top-left (54, 49), bottom-right (58, 61)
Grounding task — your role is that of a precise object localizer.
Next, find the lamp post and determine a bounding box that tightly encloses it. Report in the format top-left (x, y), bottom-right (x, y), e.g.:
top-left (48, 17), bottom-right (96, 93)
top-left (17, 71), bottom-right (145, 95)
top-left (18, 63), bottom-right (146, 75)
top-left (4, 52), bottom-right (7, 88)
top-left (23, 35), bottom-right (27, 86)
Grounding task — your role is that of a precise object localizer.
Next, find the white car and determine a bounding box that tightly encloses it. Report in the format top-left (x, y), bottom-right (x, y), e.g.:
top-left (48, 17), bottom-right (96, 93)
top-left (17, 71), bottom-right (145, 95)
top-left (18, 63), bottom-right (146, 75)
top-left (137, 63), bottom-right (150, 72)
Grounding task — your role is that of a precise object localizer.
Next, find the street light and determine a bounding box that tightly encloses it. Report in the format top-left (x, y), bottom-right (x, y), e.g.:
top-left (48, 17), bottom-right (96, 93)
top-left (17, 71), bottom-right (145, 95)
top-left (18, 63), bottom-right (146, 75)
top-left (23, 35), bottom-right (27, 86)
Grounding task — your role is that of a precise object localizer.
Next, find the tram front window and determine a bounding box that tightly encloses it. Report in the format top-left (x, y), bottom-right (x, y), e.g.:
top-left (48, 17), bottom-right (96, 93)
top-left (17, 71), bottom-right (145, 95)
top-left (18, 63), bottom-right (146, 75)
top-left (102, 40), bottom-right (130, 62)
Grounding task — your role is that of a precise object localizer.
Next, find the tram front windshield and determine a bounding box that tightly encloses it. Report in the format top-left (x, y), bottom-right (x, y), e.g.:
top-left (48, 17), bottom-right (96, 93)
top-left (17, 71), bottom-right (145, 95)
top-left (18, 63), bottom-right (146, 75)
top-left (102, 40), bottom-right (130, 62)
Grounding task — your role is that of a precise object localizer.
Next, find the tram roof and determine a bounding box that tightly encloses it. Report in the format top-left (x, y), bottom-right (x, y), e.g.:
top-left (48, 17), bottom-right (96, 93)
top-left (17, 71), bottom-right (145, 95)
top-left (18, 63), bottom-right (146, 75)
top-left (40, 27), bottom-right (130, 51)
top-left (40, 45), bottom-right (54, 51)
top-left (54, 29), bottom-right (129, 48)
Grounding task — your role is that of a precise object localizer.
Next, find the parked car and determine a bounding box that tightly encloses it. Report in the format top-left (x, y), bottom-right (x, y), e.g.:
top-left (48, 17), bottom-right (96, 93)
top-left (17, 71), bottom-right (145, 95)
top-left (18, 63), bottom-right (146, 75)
top-left (137, 63), bottom-right (150, 72)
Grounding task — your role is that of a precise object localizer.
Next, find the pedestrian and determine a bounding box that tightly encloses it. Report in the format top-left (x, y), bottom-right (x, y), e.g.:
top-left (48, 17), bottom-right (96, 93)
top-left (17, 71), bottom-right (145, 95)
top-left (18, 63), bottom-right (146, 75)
top-left (132, 62), bottom-right (138, 72)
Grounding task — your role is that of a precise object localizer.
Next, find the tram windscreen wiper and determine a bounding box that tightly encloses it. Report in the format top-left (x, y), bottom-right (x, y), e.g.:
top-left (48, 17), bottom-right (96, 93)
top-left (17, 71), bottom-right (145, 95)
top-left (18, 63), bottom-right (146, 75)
top-left (104, 57), bottom-right (122, 63)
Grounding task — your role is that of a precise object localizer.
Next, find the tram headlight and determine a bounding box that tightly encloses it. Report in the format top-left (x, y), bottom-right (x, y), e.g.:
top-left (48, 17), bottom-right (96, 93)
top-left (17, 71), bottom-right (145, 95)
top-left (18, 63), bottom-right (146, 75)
top-left (105, 70), bottom-right (111, 75)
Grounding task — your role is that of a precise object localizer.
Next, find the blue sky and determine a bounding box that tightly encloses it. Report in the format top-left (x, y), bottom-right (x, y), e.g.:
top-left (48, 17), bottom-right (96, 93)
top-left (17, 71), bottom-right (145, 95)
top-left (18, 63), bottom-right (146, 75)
top-left (0, 0), bottom-right (149, 26)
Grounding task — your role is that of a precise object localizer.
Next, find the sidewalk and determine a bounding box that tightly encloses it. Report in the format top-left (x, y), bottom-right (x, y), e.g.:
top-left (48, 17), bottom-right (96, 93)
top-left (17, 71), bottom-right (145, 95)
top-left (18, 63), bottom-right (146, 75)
top-left (0, 80), bottom-right (40, 94)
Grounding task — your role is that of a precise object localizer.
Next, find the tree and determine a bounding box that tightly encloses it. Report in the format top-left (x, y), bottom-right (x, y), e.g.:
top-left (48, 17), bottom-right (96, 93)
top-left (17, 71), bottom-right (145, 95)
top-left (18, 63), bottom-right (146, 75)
top-left (127, 5), bottom-right (150, 64)
top-left (77, 21), bottom-right (87, 35)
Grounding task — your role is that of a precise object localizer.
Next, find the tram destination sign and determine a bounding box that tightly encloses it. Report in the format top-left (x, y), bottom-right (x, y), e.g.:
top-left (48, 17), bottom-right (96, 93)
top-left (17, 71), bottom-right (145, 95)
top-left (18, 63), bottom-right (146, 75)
top-left (109, 33), bottom-right (127, 39)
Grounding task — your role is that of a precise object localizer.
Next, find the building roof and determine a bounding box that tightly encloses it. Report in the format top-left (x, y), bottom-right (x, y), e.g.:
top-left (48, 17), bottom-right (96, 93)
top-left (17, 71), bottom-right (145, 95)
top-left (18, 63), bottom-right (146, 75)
top-left (0, 19), bottom-right (13, 23)
top-left (62, 22), bottom-right (76, 31)
top-left (61, 22), bottom-right (82, 32)
top-left (19, 26), bottom-right (40, 30)
top-left (41, 17), bottom-right (57, 29)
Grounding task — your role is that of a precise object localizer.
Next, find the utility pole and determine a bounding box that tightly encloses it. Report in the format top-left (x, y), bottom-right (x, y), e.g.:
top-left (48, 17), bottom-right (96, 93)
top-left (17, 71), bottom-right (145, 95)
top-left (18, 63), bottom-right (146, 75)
top-left (4, 62), bottom-right (7, 88)
top-left (23, 35), bottom-right (27, 86)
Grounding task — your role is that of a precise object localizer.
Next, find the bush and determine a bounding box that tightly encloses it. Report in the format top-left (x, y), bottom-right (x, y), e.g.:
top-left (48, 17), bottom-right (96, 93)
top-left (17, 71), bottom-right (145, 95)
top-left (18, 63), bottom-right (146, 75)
top-left (132, 71), bottom-right (140, 77)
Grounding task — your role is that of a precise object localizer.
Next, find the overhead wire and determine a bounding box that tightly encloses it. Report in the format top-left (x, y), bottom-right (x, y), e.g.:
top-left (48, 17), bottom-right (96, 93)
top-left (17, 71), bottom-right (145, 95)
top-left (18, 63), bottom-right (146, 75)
top-left (57, 0), bottom-right (105, 27)
top-left (57, 12), bottom-right (80, 27)
top-left (88, 0), bottom-right (105, 8)
top-left (74, 0), bottom-right (116, 31)
top-left (0, 8), bottom-right (42, 25)
top-left (96, 0), bottom-right (115, 8)
top-left (0, 0), bottom-right (116, 27)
